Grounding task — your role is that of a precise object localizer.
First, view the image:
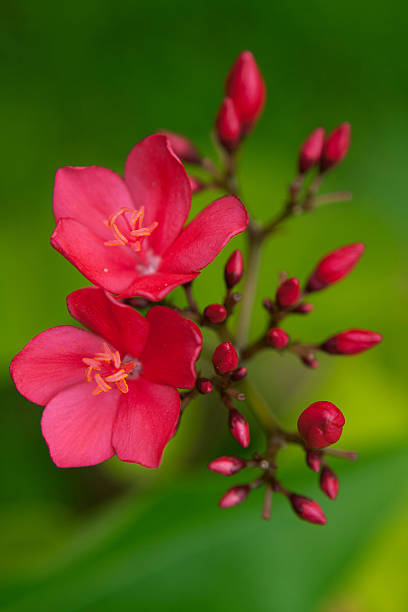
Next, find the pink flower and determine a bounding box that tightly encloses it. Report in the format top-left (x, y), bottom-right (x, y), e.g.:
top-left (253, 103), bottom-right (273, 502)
top-left (51, 134), bottom-right (248, 301)
top-left (10, 287), bottom-right (202, 469)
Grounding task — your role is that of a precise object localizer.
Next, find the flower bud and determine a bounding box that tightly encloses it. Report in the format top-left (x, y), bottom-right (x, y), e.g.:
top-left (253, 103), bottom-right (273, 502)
top-left (158, 130), bottom-right (201, 164)
top-left (229, 408), bottom-right (250, 448)
top-left (225, 51), bottom-right (266, 134)
top-left (276, 277), bottom-right (300, 308)
top-left (320, 467), bottom-right (339, 499)
top-left (208, 456), bottom-right (246, 475)
top-left (224, 250), bottom-right (244, 288)
top-left (231, 366), bottom-right (247, 381)
top-left (298, 401), bottom-right (345, 449)
top-left (216, 97), bottom-right (241, 151)
top-left (306, 451), bottom-right (322, 473)
top-left (321, 329), bottom-right (382, 355)
top-left (219, 485), bottom-right (250, 508)
top-left (263, 298), bottom-right (274, 312)
top-left (266, 328), bottom-right (290, 350)
top-left (196, 377), bottom-right (213, 394)
top-left (289, 494), bottom-right (327, 525)
top-left (301, 355), bottom-right (319, 369)
top-left (306, 242), bottom-right (365, 292)
top-left (188, 175), bottom-right (205, 194)
top-left (204, 303), bottom-right (227, 324)
top-left (298, 127), bottom-right (325, 174)
top-left (294, 302), bottom-right (314, 315)
top-left (212, 342), bottom-right (239, 375)
top-left (321, 122), bottom-right (351, 171)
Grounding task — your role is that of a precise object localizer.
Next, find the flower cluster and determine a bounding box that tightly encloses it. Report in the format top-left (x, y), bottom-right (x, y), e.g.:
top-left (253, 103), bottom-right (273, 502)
top-left (10, 50), bottom-right (382, 525)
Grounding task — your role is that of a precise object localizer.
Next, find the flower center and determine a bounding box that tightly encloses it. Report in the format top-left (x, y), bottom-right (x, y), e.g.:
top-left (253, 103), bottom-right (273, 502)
top-left (82, 342), bottom-right (140, 395)
top-left (103, 206), bottom-right (158, 253)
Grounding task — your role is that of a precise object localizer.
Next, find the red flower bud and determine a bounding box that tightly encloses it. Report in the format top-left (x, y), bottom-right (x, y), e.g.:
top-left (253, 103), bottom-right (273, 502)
top-left (188, 175), bottom-right (205, 194)
top-left (276, 277), bottom-right (300, 308)
top-left (320, 467), bottom-right (339, 499)
top-left (298, 127), bottom-right (325, 174)
top-left (263, 298), bottom-right (274, 312)
top-left (209, 456), bottom-right (246, 475)
top-left (294, 302), bottom-right (314, 315)
top-left (229, 408), bottom-right (250, 448)
top-left (301, 355), bottom-right (319, 369)
top-left (196, 377), bottom-right (213, 394)
top-left (212, 342), bottom-right (239, 375)
top-left (231, 366), bottom-right (247, 381)
top-left (158, 130), bottom-right (201, 164)
top-left (306, 451), bottom-right (322, 473)
top-left (298, 401), bottom-right (345, 449)
top-left (219, 485), bottom-right (250, 508)
top-left (306, 242), bottom-right (365, 292)
top-left (321, 122), bottom-right (351, 171)
top-left (204, 303), bottom-right (227, 324)
top-left (216, 97), bottom-right (241, 151)
top-left (225, 51), bottom-right (266, 134)
top-left (321, 329), bottom-right (382, 355)
top-left (289, 494), bottom-right (327, 525)
top-left (224, 250), bottom-right (244, 288)
top-left (266, 328), bottom-right (290, 350)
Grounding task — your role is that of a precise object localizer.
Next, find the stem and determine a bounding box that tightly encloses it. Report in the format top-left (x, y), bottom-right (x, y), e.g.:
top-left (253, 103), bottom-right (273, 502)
top-left (183, 282), bottom-right (199, 314)
top-left (313, 191), bottom-right (352, 207)
top-left (262, 484), bottom-right (273, 520)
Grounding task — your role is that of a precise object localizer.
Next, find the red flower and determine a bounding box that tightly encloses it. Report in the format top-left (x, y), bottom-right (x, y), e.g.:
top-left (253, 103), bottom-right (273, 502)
top-left (51, 135), bottom-right (248, 301)
top-left (10, 287), bottom-right (202, 469)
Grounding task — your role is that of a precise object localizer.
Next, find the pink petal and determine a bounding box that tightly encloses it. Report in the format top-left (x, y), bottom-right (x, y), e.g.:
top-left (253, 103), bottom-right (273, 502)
top-left (124, 134), bottom-right (191, 255)
top-left (53, 166), bottom-right (135, 241)
top-left (51, 218), bottom-right (137, 294)
top-left (118, 271), bottom-right (198, 301)
top-left (160, 195), bottom-right (248, 274)
top-left (41, 382), bottom-right (118, 468)
top-left (112, 378), bottom-right (180, 468)
top-left (141, 306), bottom-right (202, 389)
top-left (67, 287), bottom-right (149, 358)
top-left (10, 326), bottom-right (102, 406)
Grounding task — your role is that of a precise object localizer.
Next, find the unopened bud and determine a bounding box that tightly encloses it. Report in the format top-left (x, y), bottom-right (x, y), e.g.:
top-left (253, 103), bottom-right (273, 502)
top-left (294, 302), bottom-right (314, 315)
top-left (196, 377), bottom-right (213, 394)
top-left (320, 467), bottom-right (339, 499)
top-left (225, 250), bottom-right (244, 288)
top-left (231, 366), bottom-right (247, 381)
top-left (219, 485), bottom-right (250, 508)
top-left (158, 130), bottom-right (201, 164)
top-left (188, 175), bottom-right (205, 194)
top-left (306, 242), bottom-right (365, 292)
top-left (209, 456), bottom-right (246, 475)
top-left (229, 408), bottom-right (250, 448)
top-left (216, 97), bottom-right (241, 151)
top-left (301, 354), bottom-right (319, 369)
top-left (212, 342), bottom-right (239, 374)
top-left (263, 298), bottom-right (274, 312)
top-left (289, 494), bottom-right (327, 525)
top-left (276, 277), bottom-right (300, 308)
top-left (306, 451), bottom-right (322, 472)
top-left (298, 401), bottom-right (345, 449)
top-left (266, 328), bottom-right (290, 350)
top-left (225, 50), bottom-right (266, 134)
top-left (298, 127), bottom-right (325, 174)
top-left (321, 122), bottom-right (351, 171)
top-left (204, 303), bottom-right (227, 324)
top-left (321, 329), bottom-right (382, 355)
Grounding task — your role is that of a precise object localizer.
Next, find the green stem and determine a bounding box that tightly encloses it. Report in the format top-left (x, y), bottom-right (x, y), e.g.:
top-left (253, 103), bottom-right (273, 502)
top-left (241, 379), bottom-right (281, 435)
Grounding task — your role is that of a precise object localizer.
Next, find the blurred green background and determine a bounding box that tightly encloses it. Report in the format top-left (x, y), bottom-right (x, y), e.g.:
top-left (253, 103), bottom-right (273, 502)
top-left (1, 1), bottom-right (408, 610)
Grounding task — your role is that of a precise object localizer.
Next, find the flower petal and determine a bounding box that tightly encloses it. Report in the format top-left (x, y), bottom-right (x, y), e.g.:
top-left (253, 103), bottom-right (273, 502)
top-left (160, 195), bottom-right (248, 274)
top-left (53, 166), bottom-right (135, 241)
top-left (118, 271), bottom-right (198, 301)
top-left (67, 287), bottom-right (149, 358)
top-left (124, 134), bottom-right (191, 254)
top-left (112, 378), bottom-right (180, 468)
top-left (10, 326), bottom-right (103, 406)
top-left (41, 382), bottom-right (118, 468)
top-left (141, 306), bottom-right (202, 388)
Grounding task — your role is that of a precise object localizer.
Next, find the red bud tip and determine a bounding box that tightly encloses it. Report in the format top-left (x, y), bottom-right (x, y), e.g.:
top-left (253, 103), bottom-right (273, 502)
top-left (158, 130), bottom-right (201, 164)
top-left (289, 494), bottom-right (327, 525)
top-left (225, 51), bottom-right (266, 134)
top-left (204, 303), bottom-right (227, 324)
top-left (229, 408), bottom-right (250, 448)
top-left (306, 242), bottom-right (365, 292)
top-left (294, 302), bottom-right (314, 315)
top-left (216, 97), bottom-right (241, 151)
top-left (196, 377), bottom-right (214, 394)
top-left (188, 175), bottom-right (205, 194)
top-left (231, 366), bottom-right (247, 381)
top-left (321, 122), bottom-right (351, 171)
top-left (306, 451), bottom-right (322, 472)
top-left (212, 342), bottom-right (239, 375)
top-left (209, 456), bottom-right (246, 475)
top-left (266, 328), bottom-right (290, 350)
top-left (263, 298), bottom-right (274, 312)
top-left (298, 401), bottom-right (345, 449)
top-left (301, 355), bottom-right (319, 369)
top-left (224, 250), bottom-right (244, 288)
top-left (276, 277), bottom-right (300, 308)
top-left (320, 467), bottom-right (339, 499)
top-left (298, 127), bottom-right (325, 174)
top-left (219, 485), bottom-right (250, 508)
top-left (321, 329), bottom-right (382, 355)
